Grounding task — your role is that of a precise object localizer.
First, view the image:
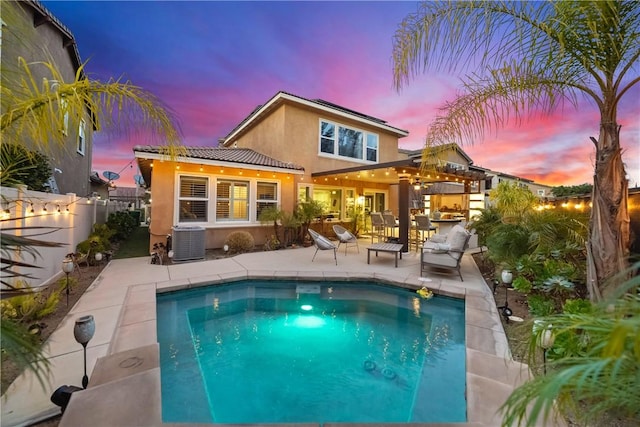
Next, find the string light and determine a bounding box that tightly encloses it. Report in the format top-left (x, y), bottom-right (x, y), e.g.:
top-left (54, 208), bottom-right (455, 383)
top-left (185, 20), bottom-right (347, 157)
top-left (29, 204), bottom-right (35, 214)
top-left (56, 205), bottom-right (61, 215)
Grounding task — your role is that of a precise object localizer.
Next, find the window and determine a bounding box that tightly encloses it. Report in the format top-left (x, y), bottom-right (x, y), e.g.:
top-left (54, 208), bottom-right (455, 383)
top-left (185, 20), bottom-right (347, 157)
top-left (179, 176), bottom-right (208, 222)
top-left (366, 134), bottom-right (378, 162)
top-left (338, 127), bottom-right (363, 159)
top-left (320, 121), bottom-right (335, 154)
top-left (61, 99), bottom-right (69, 136)
top-left (216, 180), bottom-right (249, 221)
top-left (77, 120), bottom-right (86, 155)
top-left (319, 120), bottom-right (378, 163)
top-left (256, 182), bottom-right (278, 219)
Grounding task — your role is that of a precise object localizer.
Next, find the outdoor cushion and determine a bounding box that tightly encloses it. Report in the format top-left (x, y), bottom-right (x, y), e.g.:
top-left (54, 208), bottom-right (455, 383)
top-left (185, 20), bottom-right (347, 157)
top-left (421, 252), bottom-right (458, 267)
top-left (448, 230), bottom-right (469, 253)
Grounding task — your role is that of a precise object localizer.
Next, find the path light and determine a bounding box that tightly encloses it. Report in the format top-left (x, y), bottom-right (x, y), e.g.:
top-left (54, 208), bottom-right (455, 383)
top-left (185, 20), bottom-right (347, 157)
top-left (534, 320), bottom-right (555, 375)
top-left (50, 314), bottom-right (95, 413)
top-left (74, 315), bottom-right (96, 388)
top-left (62, 256), bottom-right (75, 306)
top-left (94, 252), bottom-right (103, 263)
top-left (497, 271), bottom-right (513, 322)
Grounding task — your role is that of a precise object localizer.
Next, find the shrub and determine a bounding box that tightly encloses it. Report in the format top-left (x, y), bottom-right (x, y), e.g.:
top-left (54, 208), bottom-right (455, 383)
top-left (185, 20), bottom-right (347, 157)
top-left (527, 294), bottom-right (555, 317)
top-left (1, 281), bottom-right (61, 323)
top-left (224, 231), bottom-right (255, 254)
top-left (512, 276), bottom-right (532, 294)
top-left (562, 298), bottom-right (593, 315)
top-left (107, 211), bottom-right (138, 241)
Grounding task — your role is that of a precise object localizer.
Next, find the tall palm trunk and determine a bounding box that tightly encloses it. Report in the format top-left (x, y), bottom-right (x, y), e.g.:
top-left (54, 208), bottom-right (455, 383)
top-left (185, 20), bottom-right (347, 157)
top-left (587, 115), bottom-right (630, 300)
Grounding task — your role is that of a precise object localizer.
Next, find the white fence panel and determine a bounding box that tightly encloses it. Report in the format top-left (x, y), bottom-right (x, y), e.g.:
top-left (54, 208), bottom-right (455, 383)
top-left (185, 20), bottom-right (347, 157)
top-left (0, 186), bottom-right (118, 292)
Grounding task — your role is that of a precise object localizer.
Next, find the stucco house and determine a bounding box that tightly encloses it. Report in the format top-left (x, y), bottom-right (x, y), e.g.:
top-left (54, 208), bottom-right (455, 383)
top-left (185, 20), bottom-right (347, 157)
top-left (134, 91), bottom-right (494, 253)
top-left (2, 0), bottom-right (94, 196)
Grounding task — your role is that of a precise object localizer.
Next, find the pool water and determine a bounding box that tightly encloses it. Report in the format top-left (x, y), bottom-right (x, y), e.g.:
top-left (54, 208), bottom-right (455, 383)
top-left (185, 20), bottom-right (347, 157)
top-left (157, 280), bottom-right (466, 424)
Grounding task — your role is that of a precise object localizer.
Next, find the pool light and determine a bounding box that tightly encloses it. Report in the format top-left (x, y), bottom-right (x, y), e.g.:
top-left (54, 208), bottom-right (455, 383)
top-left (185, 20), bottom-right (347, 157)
top-left (300, 304), bottom-right (313, 311)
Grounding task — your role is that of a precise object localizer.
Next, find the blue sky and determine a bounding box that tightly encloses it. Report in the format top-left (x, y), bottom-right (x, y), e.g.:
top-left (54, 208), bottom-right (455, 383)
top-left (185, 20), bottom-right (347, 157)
top-left (41, 0), bottom-right (640, 188)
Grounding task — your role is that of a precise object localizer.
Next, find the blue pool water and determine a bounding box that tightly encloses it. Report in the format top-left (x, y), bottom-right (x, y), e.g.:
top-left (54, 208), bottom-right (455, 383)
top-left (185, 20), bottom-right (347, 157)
top-left (156, 280), bottom-right (466, 424)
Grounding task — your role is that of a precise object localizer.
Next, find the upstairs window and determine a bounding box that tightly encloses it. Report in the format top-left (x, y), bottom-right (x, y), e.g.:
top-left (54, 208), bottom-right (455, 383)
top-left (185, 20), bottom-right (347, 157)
top-left (77, 120), bottom-right (86, 155)
top-left (217, 180), bottom-right (249, 221)
top-left (366, 134), bottom-right (378, 162)
top-left (319, 120), bottom-right (378, 163)
top-left (179, 176), bottom-right (208, 222)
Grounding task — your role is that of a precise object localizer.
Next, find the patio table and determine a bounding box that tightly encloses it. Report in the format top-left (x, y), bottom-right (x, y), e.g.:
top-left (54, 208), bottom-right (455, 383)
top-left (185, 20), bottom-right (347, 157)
top-left (367, 243), bottom-right (404, 267)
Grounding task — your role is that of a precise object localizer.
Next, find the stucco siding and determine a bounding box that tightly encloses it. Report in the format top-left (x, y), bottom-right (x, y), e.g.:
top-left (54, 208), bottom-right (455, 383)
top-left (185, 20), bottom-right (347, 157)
top-left (147, 160), bottom-right (297, 251)
top-left (2, 2), bottom-right (93, 196)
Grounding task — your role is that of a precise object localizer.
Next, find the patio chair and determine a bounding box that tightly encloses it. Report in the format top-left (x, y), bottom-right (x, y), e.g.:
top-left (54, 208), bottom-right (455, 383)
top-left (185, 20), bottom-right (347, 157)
top-left (308, 229), bottom-right (337, 265)
top-left (369, 212), bottom-right (385, 243)
top-left (332, 224), bottom-right (359, 255)
top-left (382, 213), bottom-right (398, 239)
top-left (421, 225), bottom-right (472, 281)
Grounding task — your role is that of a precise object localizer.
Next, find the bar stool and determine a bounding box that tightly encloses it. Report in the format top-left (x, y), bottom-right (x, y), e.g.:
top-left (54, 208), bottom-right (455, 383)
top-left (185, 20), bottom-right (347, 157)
top-left (369, 212), bottom-right (385, 243)
top-left (414, 215), bottom-right (437, 251)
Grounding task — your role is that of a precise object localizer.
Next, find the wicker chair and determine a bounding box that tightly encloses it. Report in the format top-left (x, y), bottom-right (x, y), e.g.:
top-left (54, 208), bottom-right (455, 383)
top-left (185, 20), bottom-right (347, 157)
top-left (332, 224), bottom-right (359, 255)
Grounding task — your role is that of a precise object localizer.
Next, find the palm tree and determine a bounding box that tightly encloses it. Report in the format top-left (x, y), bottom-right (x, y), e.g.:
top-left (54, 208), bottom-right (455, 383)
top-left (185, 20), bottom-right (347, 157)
top-left (392, 1), bottom-right (639, 300)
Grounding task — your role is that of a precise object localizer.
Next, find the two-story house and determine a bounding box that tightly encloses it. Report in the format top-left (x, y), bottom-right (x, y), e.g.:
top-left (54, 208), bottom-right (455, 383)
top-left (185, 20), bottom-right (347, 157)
top-left (135, 91), bottom-right (491, 252)
top-left (1, 0), bottom-right (93, 196)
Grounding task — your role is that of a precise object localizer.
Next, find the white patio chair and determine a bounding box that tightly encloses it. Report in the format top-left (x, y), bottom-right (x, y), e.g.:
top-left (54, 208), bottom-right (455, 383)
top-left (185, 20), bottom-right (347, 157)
top-left (332, 224), bottom-right (359, 255)
top-left (308, 229), bottom-right (337, 265)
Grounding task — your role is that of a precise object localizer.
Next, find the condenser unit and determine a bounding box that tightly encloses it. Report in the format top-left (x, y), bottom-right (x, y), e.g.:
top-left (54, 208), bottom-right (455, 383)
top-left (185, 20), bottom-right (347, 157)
top-left (172, 226), bottom-right (205, 262)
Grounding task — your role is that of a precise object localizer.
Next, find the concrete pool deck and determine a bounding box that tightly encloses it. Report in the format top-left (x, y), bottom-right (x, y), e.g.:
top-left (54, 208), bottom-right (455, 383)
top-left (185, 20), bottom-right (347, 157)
top-left (1, 241), bottom-right (553, 427)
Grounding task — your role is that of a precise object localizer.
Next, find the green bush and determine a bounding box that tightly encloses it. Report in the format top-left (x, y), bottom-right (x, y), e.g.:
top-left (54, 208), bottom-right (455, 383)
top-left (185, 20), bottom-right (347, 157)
top-left (527, 294), bottom-right (555, 317)
top-left (1, 281), bottom-right (61, 323)
top-left (512, 276), bottom-right (533, 294)
top-left (223, 231), bottom-right (255, 254)
top-left (107, 211), bottom-right (138, 241)
top-left (562, 298), bottom-right (593, 315)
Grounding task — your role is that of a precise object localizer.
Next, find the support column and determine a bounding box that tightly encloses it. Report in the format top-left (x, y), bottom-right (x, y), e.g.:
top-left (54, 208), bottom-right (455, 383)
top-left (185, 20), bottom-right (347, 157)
top-left (398, 174), bottom-right (411, 252)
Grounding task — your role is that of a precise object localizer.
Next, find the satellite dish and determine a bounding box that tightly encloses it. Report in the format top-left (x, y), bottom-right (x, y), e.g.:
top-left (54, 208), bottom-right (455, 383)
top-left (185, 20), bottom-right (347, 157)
top-left (133, 175), bottom-right (145, 186)
top-left (103, 171), bottom-right (120, 181)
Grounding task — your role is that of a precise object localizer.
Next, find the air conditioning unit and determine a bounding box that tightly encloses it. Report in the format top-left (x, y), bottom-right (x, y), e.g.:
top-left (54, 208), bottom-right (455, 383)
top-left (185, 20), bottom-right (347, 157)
top-left (172, 226), bottom-right (205, 262)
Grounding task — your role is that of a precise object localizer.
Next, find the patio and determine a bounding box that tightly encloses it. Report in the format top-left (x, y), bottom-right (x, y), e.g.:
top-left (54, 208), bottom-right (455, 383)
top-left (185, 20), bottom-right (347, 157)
top-left (1, 239), bottom-right (548, 427)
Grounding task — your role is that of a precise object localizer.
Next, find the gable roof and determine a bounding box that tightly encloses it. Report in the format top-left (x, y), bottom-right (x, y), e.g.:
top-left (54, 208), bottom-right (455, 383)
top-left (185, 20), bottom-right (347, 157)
top-left (221, 91), bottom-right (409, 146)
top-left (23, 0), bottom-right (83, 73)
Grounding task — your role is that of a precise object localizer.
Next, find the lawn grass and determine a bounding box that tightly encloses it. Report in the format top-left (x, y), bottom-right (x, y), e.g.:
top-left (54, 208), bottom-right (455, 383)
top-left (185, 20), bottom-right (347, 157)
top-left (113, 225), bottom-right (151, 259)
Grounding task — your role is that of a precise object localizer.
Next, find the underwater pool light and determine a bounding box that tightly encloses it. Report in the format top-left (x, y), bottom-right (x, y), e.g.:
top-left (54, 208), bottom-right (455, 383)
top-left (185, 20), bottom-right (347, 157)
top-left (300, 304), bottom-right (313, 311)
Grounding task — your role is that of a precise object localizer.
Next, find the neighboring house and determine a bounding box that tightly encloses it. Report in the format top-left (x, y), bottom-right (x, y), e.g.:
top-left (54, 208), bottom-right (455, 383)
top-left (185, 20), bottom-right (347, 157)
top-left (1, 0), bottom-right (93, 196)
top-left (89, 171), bottom-right (110, 200)
top-left (136, 92), bottom-right (491, 252)
top-left (473, 166), bottom-right (554, 198)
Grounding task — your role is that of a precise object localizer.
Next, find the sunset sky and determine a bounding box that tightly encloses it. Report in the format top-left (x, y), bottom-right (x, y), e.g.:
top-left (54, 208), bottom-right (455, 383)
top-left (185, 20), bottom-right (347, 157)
top-left (41, 1), bottom-right (640, 188)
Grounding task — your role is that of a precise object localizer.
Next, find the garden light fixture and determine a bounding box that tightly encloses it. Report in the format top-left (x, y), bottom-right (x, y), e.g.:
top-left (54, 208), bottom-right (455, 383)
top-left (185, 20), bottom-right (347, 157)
top-left (74, 315), bottom-right (96, 388)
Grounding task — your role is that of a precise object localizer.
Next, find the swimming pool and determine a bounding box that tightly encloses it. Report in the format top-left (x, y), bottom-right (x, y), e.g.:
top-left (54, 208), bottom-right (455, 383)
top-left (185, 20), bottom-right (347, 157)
top-left (157, 280), bottom-right (466, 424)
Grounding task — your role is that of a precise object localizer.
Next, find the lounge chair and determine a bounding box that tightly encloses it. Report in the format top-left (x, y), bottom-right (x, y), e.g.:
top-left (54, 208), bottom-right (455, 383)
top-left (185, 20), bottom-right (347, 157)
top-left (420, 225), bottom-right (471, 281)
top-left (308, 229), bottom-right (337, 265)
top-left (332, 224), bottom-right (359, 255)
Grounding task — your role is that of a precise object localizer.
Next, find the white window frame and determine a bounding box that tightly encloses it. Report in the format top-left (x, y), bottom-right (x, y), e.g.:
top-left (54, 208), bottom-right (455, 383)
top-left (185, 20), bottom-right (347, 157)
top-left (176, 174), bottom-right (209, 224)
top-left (77, 119), bottom-right (86, 155)
top-left (318, 119), bottom-right (378, 164)
top-left (216, 179), bottom-right (250, 222)
top-left (255, 181), bottom-right (279, 220)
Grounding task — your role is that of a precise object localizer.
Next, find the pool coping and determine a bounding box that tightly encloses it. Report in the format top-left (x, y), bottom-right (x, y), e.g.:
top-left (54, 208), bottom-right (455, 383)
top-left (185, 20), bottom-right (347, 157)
top-left (2, 247), bottom-right (557, 427)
